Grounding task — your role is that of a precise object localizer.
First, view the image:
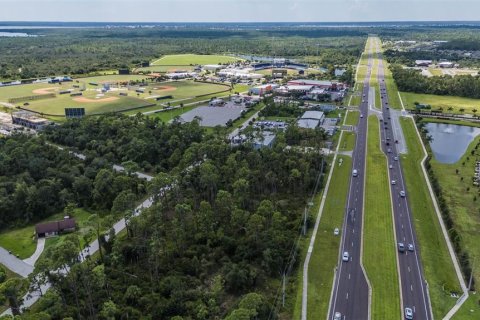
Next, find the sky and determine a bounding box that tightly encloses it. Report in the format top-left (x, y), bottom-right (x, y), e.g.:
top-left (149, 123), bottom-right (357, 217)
top-left (0, 0), bottom-right (479, 23)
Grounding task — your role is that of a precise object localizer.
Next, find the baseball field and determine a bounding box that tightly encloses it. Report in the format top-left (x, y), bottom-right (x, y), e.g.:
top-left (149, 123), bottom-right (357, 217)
top-left (0, 75), bottom-right (230, 117)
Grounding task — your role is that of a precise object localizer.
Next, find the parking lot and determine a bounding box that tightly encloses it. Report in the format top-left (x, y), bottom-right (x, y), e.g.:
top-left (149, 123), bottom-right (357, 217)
top-left (178, 101), bottom-right (247, 127)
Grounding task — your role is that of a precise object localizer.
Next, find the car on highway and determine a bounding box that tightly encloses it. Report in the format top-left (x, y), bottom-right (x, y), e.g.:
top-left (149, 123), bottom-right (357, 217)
top-left (405, 307), bottom-right (414, 319)
top-left (342, 251), bottom-right (349, 262)
top-left (408, 244), bottom-right (414, 252)
top-left (391, 180), bottom-right (396, 185)
top-left (394, 156), bottom-right (399, 161)
top-left (387, 148), bottom-right (392, 153)
top-left (360, 114), bottom-right (364, 118)
top-left (389, 164), bottom-right (393, 169)
top-left (398, 242), bottom-right (405, 252)
top-left (400, 190), bottom-right (406, 197)
top-left (353, 169), bottom-right (358, 177)
top-left (334, 312), bottom-right (342, 320)
top-left (334, 228), bottom-right (339, 236)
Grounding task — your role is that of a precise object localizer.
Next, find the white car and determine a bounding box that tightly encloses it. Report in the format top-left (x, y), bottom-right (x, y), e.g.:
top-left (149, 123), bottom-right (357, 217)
top-left (334, 228), bottom-right (340, 236)
top-left (405, 307), bottom-right (414, 319)
top-left (391, 180), bottom-right (396, 185)
top-left (360, 114), bottom-right (364, 118)
top-left (400, 190), bottom-right (406, 197)
top-left (389, 164), bottom-right (393, 169)
top-left (394, 156), bottom-right (399, 161)
top-left (342, 251), bottom-right (349, 262)
top-left (334, 312), bottom-right (342, 320)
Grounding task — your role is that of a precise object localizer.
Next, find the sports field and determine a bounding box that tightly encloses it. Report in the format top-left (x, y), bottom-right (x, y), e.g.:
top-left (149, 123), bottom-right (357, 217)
top-left (0, 76), bottom-right (230, 116)
top-left (151, 54), bottom-right (242, 66)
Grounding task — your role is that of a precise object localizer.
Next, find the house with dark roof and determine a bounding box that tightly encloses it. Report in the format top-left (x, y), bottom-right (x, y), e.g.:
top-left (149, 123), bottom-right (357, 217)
top-left (35, 217), bottom-right (76, 238)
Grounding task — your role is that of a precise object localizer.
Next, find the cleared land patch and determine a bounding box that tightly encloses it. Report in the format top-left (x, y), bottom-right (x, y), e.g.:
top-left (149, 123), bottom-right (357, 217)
top-left (400, 92), bottom-right (480, 115)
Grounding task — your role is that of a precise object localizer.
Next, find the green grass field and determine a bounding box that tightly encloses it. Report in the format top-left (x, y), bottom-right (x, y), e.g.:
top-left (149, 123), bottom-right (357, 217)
top-left (303, 155), bottom-right (352, 319)
top-left (364, 115), bottom-right (401, 320)
top-left (400, 92), bottom-right (480, 115)
top-left (0, 77), bottom-right (230, 117)
top-left (399, 117), bottom-right (461, 318)
top-left (453, 295), bottom-right (480, 319)
top-left (152, 54), bottom-right (242, 66)
top-left (135, 65), bottom-right (195, 73)
top-left (428, 129), bottom-right (480, 291)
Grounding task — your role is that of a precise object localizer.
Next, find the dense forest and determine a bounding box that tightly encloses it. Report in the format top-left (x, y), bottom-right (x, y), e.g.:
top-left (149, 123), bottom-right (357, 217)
top-left (390, 64), bottom-right (480, 99)
top-left (0, 116), bottom-right (327, 319)
top-left (43, 114), bottom-right (205, 174)
top-left (0, 134), bottom-right (147, 229)
top-left (0, 27), bottom-right (365, 80)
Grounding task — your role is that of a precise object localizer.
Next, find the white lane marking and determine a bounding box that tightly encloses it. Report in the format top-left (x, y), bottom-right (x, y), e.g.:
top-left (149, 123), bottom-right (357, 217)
top-left (349, 273), bottom-right (351, 280)
top-left (411, 285), bottom-right (414, 292)
top-left (352, 241), bottom-right (354, 247)
top-left (346, 293), bottom-right (349, 300)
top-left (408, 266), bottom-right (411, 273)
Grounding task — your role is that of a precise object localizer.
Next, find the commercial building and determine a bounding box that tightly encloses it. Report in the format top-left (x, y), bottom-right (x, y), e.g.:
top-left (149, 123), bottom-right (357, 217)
top-left (11, 111), bottom-right (48, 130)
top-left (438, 61), bottom-right (454, 68)
top-left (415, 60), bottom-right (433, 67)
top-left (35, 217), bottom-right (76, 238)
top-left (287, 79), bottom-right (345, 90)
top-left (249, 84), bottom-right (278, 96)
top-left (204, 64), bottom-right (223, 72)
top-left (297, 110), bottom-right (325, 129)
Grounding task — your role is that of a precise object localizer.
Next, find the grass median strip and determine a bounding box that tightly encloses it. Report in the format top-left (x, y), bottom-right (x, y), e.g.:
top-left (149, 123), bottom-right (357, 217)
top-left (303, 155), bottom-right (352, 319)
top-left (364, 115), bottom-right (401, 319)
top-left (399, 117), bottom-right (461, 318)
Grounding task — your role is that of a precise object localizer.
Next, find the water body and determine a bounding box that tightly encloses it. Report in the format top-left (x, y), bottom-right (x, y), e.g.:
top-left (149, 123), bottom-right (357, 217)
top-left (426, 122), bottom-right (480, 164)
top-left (0, 32), bottom-right (35, 37)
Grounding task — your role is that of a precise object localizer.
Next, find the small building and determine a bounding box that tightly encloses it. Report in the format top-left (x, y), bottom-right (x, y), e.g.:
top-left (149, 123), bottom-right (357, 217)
top-left (438, 61), bottom-right (454, 68)
top-left (287, 85), bottom-right (314, 93)
top-left (287, 79), bottom-right (345, 90)
top-left (118, 69), bottom-right (130, 75)
top-left (35, 217), bottom-right (76, 238)
top-left (297, 110), bottom-right (325, 129)
top-left (11, 111), bottom-right (48, 130)
top-left (253, 132), bottom-right (276, 149)
top-left (204, 64), bottom-right (223, 72)
top-left (415, 60), bottom-right (433, 67)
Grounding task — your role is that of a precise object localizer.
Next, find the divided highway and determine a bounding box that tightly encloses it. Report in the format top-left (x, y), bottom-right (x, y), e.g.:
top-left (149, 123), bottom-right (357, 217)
top-left (328, 41), bottom-right (373, 320)
top-left (376, 41), bottom-right (432, 320)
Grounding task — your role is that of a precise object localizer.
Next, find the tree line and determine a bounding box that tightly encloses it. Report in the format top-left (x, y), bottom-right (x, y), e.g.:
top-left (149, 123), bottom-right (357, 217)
top-left (390, 64), bottom-right (480, 99)
top-left (0, 134), bottom-right (147, 230)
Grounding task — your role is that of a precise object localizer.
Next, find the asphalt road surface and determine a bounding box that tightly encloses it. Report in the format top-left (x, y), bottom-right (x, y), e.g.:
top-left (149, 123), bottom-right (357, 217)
top-left (377, 45), bottom-right (432, 319)
top-left (329, 44), bottom-right (373, 320)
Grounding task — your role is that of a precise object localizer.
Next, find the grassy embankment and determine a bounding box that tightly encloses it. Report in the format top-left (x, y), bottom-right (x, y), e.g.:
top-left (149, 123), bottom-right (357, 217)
top-left (399, 117), bottom-right (462, 318)
top-left (364, 115), bottom-right (401, 319)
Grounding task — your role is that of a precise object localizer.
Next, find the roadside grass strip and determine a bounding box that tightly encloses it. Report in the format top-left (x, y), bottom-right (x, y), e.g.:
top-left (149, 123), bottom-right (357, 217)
top-left (399, 117), bottom-right (462, 318)
top-left (345, 111), bottom-right (360, 126)
top-left (364, 115), bottom-right (401, 319)
top-left (339, 132), bottom-right (356, 152)
top-left (306, 155), bottom-right (353, 319)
